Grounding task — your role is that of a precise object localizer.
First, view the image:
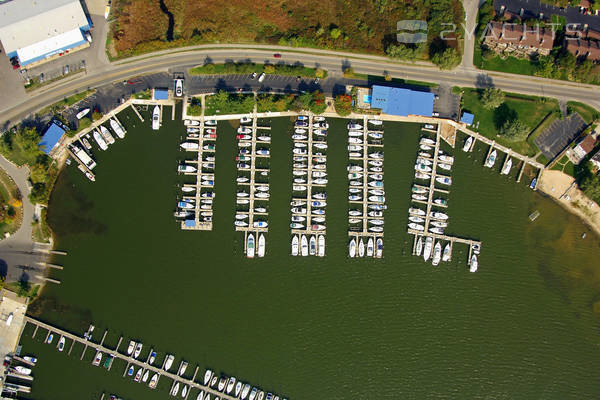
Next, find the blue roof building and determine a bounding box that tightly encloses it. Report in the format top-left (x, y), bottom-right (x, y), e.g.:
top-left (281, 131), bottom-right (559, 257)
top-left (154, 89), bottom-right (169, 100)
top-left (370, 85), bottom-right (434, 117)
top-left (461, 112), bottom-right (475, 125)
top-left (39, 122), bottom-right (66, 154)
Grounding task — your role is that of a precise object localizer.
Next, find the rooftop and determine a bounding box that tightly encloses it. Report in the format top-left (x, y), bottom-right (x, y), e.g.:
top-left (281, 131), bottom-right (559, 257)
top-left (39, 122), bottom-right (66, 154)
top-left (370, 85), bottom-right (434, 117)
top-left (485, 21), bottom-right (554, 50)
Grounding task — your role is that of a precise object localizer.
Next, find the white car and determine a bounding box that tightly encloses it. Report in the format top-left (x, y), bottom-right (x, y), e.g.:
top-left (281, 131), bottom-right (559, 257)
top-left (258, 72), bottom-right (266, 82)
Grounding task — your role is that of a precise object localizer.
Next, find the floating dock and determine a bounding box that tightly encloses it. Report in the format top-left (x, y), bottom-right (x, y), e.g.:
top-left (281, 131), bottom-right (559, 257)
top-left (347, 116), bottom-right (385, 258)
top-left (290, 114), bottom-right (327, 257)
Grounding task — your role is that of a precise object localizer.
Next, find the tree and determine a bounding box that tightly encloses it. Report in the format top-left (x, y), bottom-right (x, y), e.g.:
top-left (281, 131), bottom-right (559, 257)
top-left (329, 28), bottom-right (342, 39)
top-left (92, 111), bottom-right (102, 121)
top-left (386, 43), bottom-right (425, 61)
top-left (581, 172), bottom-right (600, 204)
top-left (314, 68), bottom-right (325, 78)
top-left (16, 277), bottom-right (30, 297)
top-left (309, 91), bottom-right (327, 114)
top-left (431, 47), bottom-right (461, 70)
top-left (343, 67), bottom-right (354, 78)
top-left (480, 88), bottom-right (505, 109)
top-left (499, 119), bottom-right (529, 141)
top-left (334, 95), bottom-right (353, 116)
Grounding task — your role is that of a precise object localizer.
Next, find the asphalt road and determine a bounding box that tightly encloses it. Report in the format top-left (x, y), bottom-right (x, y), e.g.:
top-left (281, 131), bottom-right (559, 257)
top-left (1, 46), bottom-right (600, 128)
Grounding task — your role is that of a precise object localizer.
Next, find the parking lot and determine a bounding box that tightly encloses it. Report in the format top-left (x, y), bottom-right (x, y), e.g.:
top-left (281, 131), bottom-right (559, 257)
top-left (534, 113), bottom-right (587, 160)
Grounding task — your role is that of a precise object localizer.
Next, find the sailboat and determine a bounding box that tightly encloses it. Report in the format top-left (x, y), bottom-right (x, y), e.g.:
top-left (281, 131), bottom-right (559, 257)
top-left (247, 234), bottom-right (255, 258)
top-left (358, 238), bottom-right (365, 257)
top-left (463, 136), bottom-right (473, 152)
top-left (470, 254), bottom-right (478, 272)
top-left (301, 235), bottom-right (309, 257)
top-left (423, 237), bottom-right (433, 261)
top-left (318, 235), bottom-right (325, 257)
top-left (126, 341), bottom-right (135, 355)
top-left (415, 236), bottom-right (423, 257)
top-left (309, 235), bottom-right (317, 256)
top-left (134, 367), bottom-right (143, 382)
top-left (149, 373), bottom-right (159, 389)
top-left (257, 234), bottom-right (266, 258)
top-left (375, 238), bottom-right (383, 258)
top-left (501, 157), bottom-right (513, 175)
top-left (432, 242), bottom-right (442, 266)
top-left (366, 238), bottom-right (374, 257)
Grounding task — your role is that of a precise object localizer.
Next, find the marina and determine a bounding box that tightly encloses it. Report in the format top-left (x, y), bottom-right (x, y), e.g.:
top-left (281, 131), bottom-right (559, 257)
top-left (289, 115), bottom-right (328, 257)
top-left (408, 124), bottom-right (482, 270)
top-left (347, 116), bottom-right (385, 258)
top-left (25, 317), bottom-right (287, 400)
top-left (233, 114), bottom-right (272, 258)
top-left (177, 118), bottom-right (217, 230)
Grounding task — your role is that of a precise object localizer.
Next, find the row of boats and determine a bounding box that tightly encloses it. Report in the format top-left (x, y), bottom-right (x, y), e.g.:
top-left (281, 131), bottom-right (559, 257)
top-left (346, 120), bottom-right (386, 256)
top-left (199, 369), bottom-right (287, 400)
top-left (86, 118), bottom-right (127, 152)
top-left (290, 115), bottom-right (328, 256)
top-left (175, 120), bottom-right (219, 224)
top-left (463, 135), bottom-right (513, 175)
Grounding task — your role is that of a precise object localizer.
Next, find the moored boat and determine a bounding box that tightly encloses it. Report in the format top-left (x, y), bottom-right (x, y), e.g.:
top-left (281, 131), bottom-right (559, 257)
top-left (348, 238), bottom-right (356, 258)
top-left (485, 149), bottom-right (497, 168)
top-left (172, 382), bottom-right (180, 396)
top-left (470, 254), bottom-right (478, 272)
top-left (423, 236), bottom-right (433, 261)
top-left (110, 118), bottom-right (126, 138)
top-left (134, 367), bottom-right (143, 382)
top-left (501, 157), bottom-right (513, 175)
top-left (301, 235), bottom-right (309, 257)
top-left (133, 342), bottom-right (142, 358)
top-left (463, 136), bottom-right (473, 152)
top-left (227, 377), bottom-right (236, 394)
top-left (376, 238), bottom-right (383, 258)
top-left (257, 234), bottom-right (266, 258)
top-left (92, 351), bottom-right (102, 366)
top-left (415, 236), bottom-right (423, 257)
top-left (247, 234), bottom-right (255, 258)
top-left (100, 125), bottom-right (115, 144)
top-left (93, 130), bottom-right (108, 150)
top-left (164, 354), bottom-right (174, 371)
top-left (152, 106), bottom-right (160, 130)
top-left (442, 243), bottom-right (451, 262)
top-left (432, 242), bottom-right (442, 266)
top-left (318, 235), bottom-right (325, 257)
top-left (58, 336), bottom-right (65, 351)
top-left (358, 238), bottom-right (365, 257)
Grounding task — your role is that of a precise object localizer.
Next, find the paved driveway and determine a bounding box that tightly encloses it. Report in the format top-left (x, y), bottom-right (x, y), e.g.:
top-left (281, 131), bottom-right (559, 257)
top-left (534, 113), bottom-right (587, 160)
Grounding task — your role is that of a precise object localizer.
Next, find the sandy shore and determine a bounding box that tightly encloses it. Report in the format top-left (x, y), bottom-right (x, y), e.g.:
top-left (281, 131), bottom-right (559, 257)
top-left (537, 170), bottom-right (600, 236)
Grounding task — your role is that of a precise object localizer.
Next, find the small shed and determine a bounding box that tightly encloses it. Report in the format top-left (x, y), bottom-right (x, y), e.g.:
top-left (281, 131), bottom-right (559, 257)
top-left (461, 112), bottom-right (474, 126)
top-left (184, 219), bottom-right (196, 228)
top-left (39, 122), bottom-right (66, 154)
top-left (153, 88), bottom-right (169, 100)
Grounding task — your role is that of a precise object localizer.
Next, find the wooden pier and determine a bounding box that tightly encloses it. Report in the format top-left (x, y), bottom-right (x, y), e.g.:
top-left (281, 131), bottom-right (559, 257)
top-left (290, 114), bottom-right (327, 256)
top-left (23, 317), bottom-right (248, 400)
top-left (347, 115), bottom-right (385, 258)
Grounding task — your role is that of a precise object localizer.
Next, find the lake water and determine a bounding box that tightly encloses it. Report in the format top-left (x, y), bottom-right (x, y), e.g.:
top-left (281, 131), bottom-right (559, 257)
top-left (18, 105), bottom-right (600, 399)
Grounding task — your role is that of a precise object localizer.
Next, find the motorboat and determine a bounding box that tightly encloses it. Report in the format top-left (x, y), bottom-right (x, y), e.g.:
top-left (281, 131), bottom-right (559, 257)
top-left (180, 142), bottom-right (199, 150)
top-left (82, 136), bottom-right (92, 149)
top-left (247, 234), bottom-right (255, 258)
top-left (415, 236), bottom-right (423, 256)
top-left (417, 158), bottom-right (433, 166)
top-left (311, 224), bottom-right (326, 231)
top-left (348, 165), bottom-right (363, 172)
top-left (309, 235), bottom-right (317, 256)
top-left (485, 150), bottom-right (497, 168)
top-left (348, 137), bottom-right (363, 144)
top-left (126, 365), bottom-right (134, 376)
top-left (178, 165), bottom-right (196, 173)
top-left (470, 254), bottom-right (478, 272)
top-left (412, 194), bottom-right (427, 201)
top-left (237, 163), bottom-right (250, 169)
top-left (313, 156), bottom-right (327, 163)
top-left (291, 207), bottom-right (307, 214)
top-left (311, 201), bottom-right (326, 208)
top-left (434, 198), bottom-right (448, 207)
top-left (350, 181), bottom-right (362, 186)
top-left (23, 356), bottom-right (37, 364)
top-left (109, 118), bottom-right (126, 139)
top-left (149, 373), bottom-right (159, 389)
top-left (432, 242), bottom-right (442, 266)
top-left (197, 391), bottom-right (205, 400)
top-left (415, 162), bottom-right (432, 173)
top-left (348, 172), bottom-right (363, 180)
top-left (172, 382), bottom-right (180, 396)
top-left (255, 192), bottom-right (270, 199)
top-left (292, 134), bottom-right (307, 140)
top-left (256, 185), bottom-right (269, 192)
top-left (237, 192), bottom-right (249, 198)
top-left (313, 122), bottom-right (328, 129)
top-left (408, 223), bottom-right (424, 231)
top-left (314, 178), bottom-right (328, 185)
top-left (236, 214), bottom-right (249, 220)
top-left (349, 188), bottom-right (362, 194)
top-left (369, 204), bottom-right (387, 211)
top-left (184, 119), bottom-right (200, 126)
top-left (438, 163), bottom-right (452, 171)
top-left (318, 235), bottom-right (325, 257)
top-left (369, 219), bottom-right (384, 226)
top-left (423, 236), bottom-right (433, 261)
top-left (301, 235), bottom-right (309, 256)
top-left (227, 377), bottom-right (236, 394)
top-left (181, 186), bottom-right (196, 193)
top-left (93, 130), bottom-right (108, 150)
top-left (369, 152), bottom-right (384, 159)
top-left (347, 123), bottom-right (362, 130)
top-left (76, 108), bottom-right (90, 119)
top-left (368, 195), bottom-right (385, 202)
top-left (201, 192), bottom-right (215, 198)
top-left (430, 211), bottom-right (448, 220)
top-left (368, 181), bottom-right (384, 188)
top-left (369, 173), bottom-right (383, 181)
top-left (142, 369), bottom-right (150, 382)
top-left (348, 145), bottom-right (362, 151)
top-left (126, 340), bottom-right (136, 355)
top-left (235, 381), bottom-right (243, 397)
top-left (14, 366), bottom-right (32, 375)
top-left (241, 384), bottom-right (251, 400)
top-left (257, 234), bottom-right (266, 258)
top-left (415, 172), bottom-right (431, 180)
top-left (368, 211), bottom-right (383, 217)
top-left (501, 158), bottom-right (512, 175)
top-left (149, 350), bottom-right (157, 364)
top-left (366, 238), bottom-right (374, 257)
top-left (297, 115), bottom-right (309, 121)
top-left (210, 376), bottom-right (218, 388)
top-left (349, 152), bottom-right (363, 158)
top-left (420, 144), bottom-right (432, 151)
top-left (408, 208), bottom-right (426, 216)
top-left (291, 235), bottom-right (299, 256)
top-left (412, 186), bottom-right (428, 194)
top-left (369, 166), bottom-right (383, 172)
top-left (409, 216), bottom-right (424, 223)
top-left (238, 127), bottom-right (252, 134)
top-left (100, 125), bottom-right (115, 144)
top-left (293, 185), bottom-right (307, 191)
top-left (58, 336), bottom-right (65, 351)
top-left (369, 238), bottom-right (381, 259)
top-left (134, 367), bottom-right (143, 382)
top-left (348, 195), bottom-right (362, 201)
top-left (235, 220), bottom-right (249, 227)
top-left (164, 354), bottom-right (174, 371)
top-left (463, 136), bottom-right (473, 152)
top-left (293, 148), bottom-right (307, 155)
top-left (313, 217), bottom-right (326, 223)
top-left (435, 176), bottom-right (452, 185)
top-left (255, 207), bottom-right (267, 213)
top-left (358, 238), bottom-right (365, 257)
top-left (348, 238), bottom-right (356, 257)
top-left (256, 149), bottom-right (270, 155)
top-left (93, 351), bottom-right (102, 366)
top-left (314, 143), bottom-right (328, 149)
top-left (442, 243), bottom-right (451, 262)
top-left (152, 106), bottom-right (161, 130)
top-left (438, 154), bottom-right (454, 164)
top-left (430, 227), bottom-right (445, 234)
top-left (178, 361), bottom-right (188, 376)
top-left (430, 221), bottom-right (448, 228)
top-left (258, 135), bottom-right (271, 142)
top-left (420, 137), bottom-right (435, 146)
top-left (349, 210), bottom-right (362, 216)
top-left (314, 129), bottom-right (327, 136)
top-left (348, 130), bottom-right (362, 137)
top-left (134, 342), bottom-right (142, 359)
top-left (349, 218), bottom-right (361, 224)
top-left (312, 193), bottom-right (327, 200)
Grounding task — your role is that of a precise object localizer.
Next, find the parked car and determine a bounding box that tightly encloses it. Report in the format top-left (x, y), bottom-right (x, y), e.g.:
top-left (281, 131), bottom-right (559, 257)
top-left (251, 72), bottom-right (257, 79)
top-left (273, 53), bottom-right (281, 58)
top-left (39, 73), bottom-right (44, 83)
top-left (258, 72), bottom-right (266, 82)
top-left (63, 65), bottom-right (69, 75)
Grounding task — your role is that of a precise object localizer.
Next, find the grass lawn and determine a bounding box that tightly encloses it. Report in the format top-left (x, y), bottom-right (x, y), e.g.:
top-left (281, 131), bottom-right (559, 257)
top-left (190, 63), bottom-right (327, 79)
top-left (473, 46), bottom-right (538, 76)
top-left (460, 88), bottom-right (560, 156)
top-left (205, 93), bottom-right (254, 116)
top-left (37, 90), bottom-right (95, 116)
top-left (550, 154), bottom-right (575, 177)
top-left (567, 101), bottom-right (599, 124)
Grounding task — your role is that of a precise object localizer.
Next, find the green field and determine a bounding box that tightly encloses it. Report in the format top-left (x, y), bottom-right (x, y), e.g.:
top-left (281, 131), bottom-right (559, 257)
top-left (567, 101), bottom-right (600, 124)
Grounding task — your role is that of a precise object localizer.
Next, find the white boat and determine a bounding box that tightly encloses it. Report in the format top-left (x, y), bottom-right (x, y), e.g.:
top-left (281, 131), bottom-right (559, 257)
top-left (149, 373), bottom-right (159, 389)
top-left (409, 208), bottom-right (426, 216)
top-left (349, 238), bottom-right (356, 258)
top-left (197, 391), bottom-right (205, 400)
top-left (368, 119), bottom-right (383, 125)
top-left (314, 143), bottom-right (328, 149)
top-left (318, 235), bottom-right (325, 257)
top-left (93, 130), bottom-right (108, 150)
top-left (247, 234), bottom-right (255, 258)
top-left (408, 223), bottom-right (424, 231)
top-left (420, 137), bottom-right (435, 146)
top-left (204, 370), bottom-right (213, 385)
top-left (486, 150), bottom-right (497, 168)
top-left (257, 234), bottom-right (266, 258)
top-left (442, 243), bottom-right (451, 262)
top-left (238, 127), bottom-right (252, 134)
top-left (255, 192), bottom-right (270, 199)
top-left (470, 254), bottom-right (478, 272)
top-left (152, 106), bottom-right (160, 130)
top-left (258, 136), bottom-right (271, 142)
top-left (227, 377), bottom-right (236, 394)
top-left (142, 369), bottom-right (150, 382)
top-left (415, 172), bottom-right (430, 180)
top-left (366, 238), bottom-right (374, 257)
top-left (412, 194), bottom-right (427, 201)
top-left (369, 219), bottom-right (384, 226)
top-left (432, 242), bottom-right (442, 266)
top-left (218, 377), bottom-right (227, 391)
top-left (435, 176), bottom-right (452, 185)
top-left (110, 118), bottom-right (126, 138)
top-left (178, 165), bottom-right (196, 173)
top-left (438, 154), bottom-right (454, 164)
top-left (134, 367), bottom-right (143, 382)
top-left (348, 218), bottom-right (361, 224)
top-left (293, 185), bottom-right (307, 191)
top-left (184, 119), bottom-right (200, 126)
top-left (172, 382), bottom-right (180, 396)
top-left (180, 142), bottom-right (199, 150)
top-left (14, 366), bottom-right (31, 375)
top-left (178, 361), bottom-right (188, 376)
top-left (348, 137), bottom-right (362, 144)
top-left (420, 144), bottom-right (432, 151)
top-left (182, 385), bottom-right (189, 398)
top-left (415, 236), bottom-right (423, 257)
top-left (348, 130), bottom-right (362, 137)
top-left (149, 350), bottom-right (156, 364)
top-left (76, 108), bottom-right (90, 119)
top-left (358, 238), bottom-right (365, 257)
top-left (249, 388), bottom-right (258, 400)
top-left (92, 351), bottom-right (102, 366)
top-left (430, 212), bottom-right (448, 220)
top-left (164, 354), bottom-right (174, 371)
top-left (181, 186), bottom-right (195, 193)
top-left (423, 236), bottom-right (433, 261)
top-left (235, 381), bottom-right (243, 397)
top-left (501, 158), bottom-right (512, 175)
top-left (126, 340), bottom-right (135, 355)
top-left (347, 123), bottom-right (362, 130)
top-left (438, 163), bottom-right (451, 171)
top-left (463, 136), bottom-right (473, 152)
top-left (415, 163), bottom-right (432, 173)
top-left (23, 356), bottom-right (37, 364)
top-left (134, 342), bottom-right (142, 358)
top-left (430, 227), bottom-right (444, 234)
top-left (309, 235), bottom-right (317, 256)
top-left (431, 221), bottom-right (448, 228)
top-left (376, 238), bottom-right (383, 258)
top-left (299, 235), bottom-right (308, 256)
top-left (291, 235), bottom-right (299, 256)
top-left (100, 125), bottom-right (115, 144)
top-left (368, 132), bottom-right (383, 139)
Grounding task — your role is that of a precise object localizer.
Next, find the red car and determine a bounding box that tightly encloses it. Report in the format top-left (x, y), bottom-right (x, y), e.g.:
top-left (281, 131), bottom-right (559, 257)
top-left (273, 53), bottom-right (282, 58)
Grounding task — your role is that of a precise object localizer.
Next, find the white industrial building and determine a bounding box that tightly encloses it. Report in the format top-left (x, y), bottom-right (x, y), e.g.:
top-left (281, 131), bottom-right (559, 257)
top-left (0, 0), bottom-right (91, 67)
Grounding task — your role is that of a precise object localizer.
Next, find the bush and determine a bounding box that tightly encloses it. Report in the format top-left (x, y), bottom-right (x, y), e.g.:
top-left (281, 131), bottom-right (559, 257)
top-left (330, 28), bottom-right (342, 39)
top-left (315, 68), bottom-right (325, 78)
top-left (343, 67), bottom-right (354, 78)
top-left (480, 88), bottom-right (505, 109)
top-left (499, 119), bottom-right (529, 142)
top-left (431, 47), bottom-right (461, 70)
top-left (264, 64), bottom-right (275, 74)
top-left (92, 111), bottom-right (102, 121)
top-left (334, 95), bottom-right (353, 116)
top-left (309, 91), bottom-right (327, 114)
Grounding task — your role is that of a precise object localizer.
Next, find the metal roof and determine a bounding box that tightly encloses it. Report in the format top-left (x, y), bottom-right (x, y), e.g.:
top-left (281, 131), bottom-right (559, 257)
top-left (0, 0), bottom-right (89, 53)
top-left (370, 85), bottom-right (434, 117)
top-left (39, 122), bottom-right (65, 154)
top-left (154, 89), bottom-right (169, 100)
top-left (461, 112), bottom-right (475, 125)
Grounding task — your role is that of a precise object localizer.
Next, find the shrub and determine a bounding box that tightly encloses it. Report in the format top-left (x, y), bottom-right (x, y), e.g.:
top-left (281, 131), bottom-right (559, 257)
top-left (431, 47), bottom-right (461, 70)
top-left (334, 95), bottom-right (353, 116)
top-left (264, 64), bottom-right (275, 74)
top-left (499, 119), bottom-right (529, 142)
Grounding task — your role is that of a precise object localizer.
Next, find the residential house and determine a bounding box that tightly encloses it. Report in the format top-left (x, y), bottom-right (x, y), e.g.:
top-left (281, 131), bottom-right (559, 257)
top-left (565, 38), bottom-right (600, 61)
top-left (590, 149), bottom-right (600, 169)
top-left (569, 134), bottom-right (597, 164)
top-left (483, 21), bottom-right (554, 57)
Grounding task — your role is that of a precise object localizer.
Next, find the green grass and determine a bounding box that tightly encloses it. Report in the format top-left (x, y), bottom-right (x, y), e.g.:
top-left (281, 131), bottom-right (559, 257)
top-left (37, 90), bottom-right (95, 116)
top-left (527, 112), bottom-right (559, 153)
top-left (350, 74), bottom-right (438, 88)
top-left (460, 88), bottom-right (560, 156)
top-left (550, 154), bottom-right (575, 177)
top-left (190, 63), bottom-right (327, 78)
top-left (131, 89), bottom-right (152, 100)
top-left (473, 46), bottom-right (538, 76)
top-left (205, 93), bottom-right (254, 116)
top-left (567, 101), bottom-right (599, 124)
top-left (32, 208), bottom-right (52, 243)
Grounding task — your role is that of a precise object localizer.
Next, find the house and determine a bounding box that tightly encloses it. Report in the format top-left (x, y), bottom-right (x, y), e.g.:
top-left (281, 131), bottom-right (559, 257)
top-left (590, 149), bottom-right (600, 169)
top-left (569, 134), bottom-right (596, 164)
top-left (483, 21), bottom-right (554, 57)
top-left (565, 38), bottom-right (600, 61)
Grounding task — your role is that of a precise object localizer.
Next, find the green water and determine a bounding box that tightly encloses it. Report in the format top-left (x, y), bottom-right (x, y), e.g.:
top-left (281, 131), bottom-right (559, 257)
top-left (19, 106), bottom-right (600, 399)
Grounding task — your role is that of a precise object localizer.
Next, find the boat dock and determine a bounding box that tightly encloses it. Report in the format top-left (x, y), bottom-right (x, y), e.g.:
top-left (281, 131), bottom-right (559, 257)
top-left (24, 316), bottom-right (282, 400)
top-left (234, 114), bottom-right (271, 257)
top-left (290, 114), bottom-right (327, 257)
top-left (347, 116), bottom-right (385, 258)
top-left (178, 119), bottom-right (216, 231)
